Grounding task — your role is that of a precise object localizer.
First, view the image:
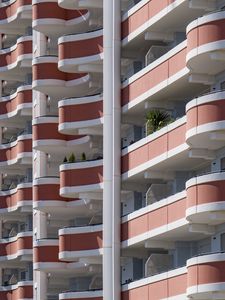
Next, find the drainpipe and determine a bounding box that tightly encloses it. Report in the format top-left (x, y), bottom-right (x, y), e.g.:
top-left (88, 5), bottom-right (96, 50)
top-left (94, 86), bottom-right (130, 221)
top-left (103, 0), bottom-right (121, 299)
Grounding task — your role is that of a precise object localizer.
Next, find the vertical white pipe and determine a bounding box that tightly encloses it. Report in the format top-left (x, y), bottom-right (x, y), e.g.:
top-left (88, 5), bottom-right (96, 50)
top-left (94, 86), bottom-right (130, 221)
top-left (35, 271), bottom-right (47, 300)
top-left (0, 127), bottom-right (2, 145)
top-left (0, 220), bottom-right (2, 287)
top-left (0, 268), bottom-right (2, 286)
top-left (0, 43), bottom-right (2, 116)
top-left (32, 29), bottom-right (48, 300)
top-left (0, 220), bottom-right (2, 239)
top-left (103, 0), bottom-right (121, 298)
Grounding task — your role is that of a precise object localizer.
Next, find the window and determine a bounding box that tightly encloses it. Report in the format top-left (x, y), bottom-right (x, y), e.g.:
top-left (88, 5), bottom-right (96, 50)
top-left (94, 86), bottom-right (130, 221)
top-left (221, 157), bottom-right (225, 171)
top-left (221, 81), bottom-right (225, 90)
top-left (221, 233), bottom-right (225, 251)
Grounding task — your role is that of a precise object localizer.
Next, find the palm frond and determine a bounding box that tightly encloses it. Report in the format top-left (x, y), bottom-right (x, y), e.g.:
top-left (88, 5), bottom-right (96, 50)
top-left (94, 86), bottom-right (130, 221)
top-left (146, 109), bottom-right (172, 135)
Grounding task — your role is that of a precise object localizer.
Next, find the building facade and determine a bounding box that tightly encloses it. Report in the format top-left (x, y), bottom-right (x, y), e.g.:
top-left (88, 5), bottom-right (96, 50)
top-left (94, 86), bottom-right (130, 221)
top-left (0, 0), bottom-right (225, 299)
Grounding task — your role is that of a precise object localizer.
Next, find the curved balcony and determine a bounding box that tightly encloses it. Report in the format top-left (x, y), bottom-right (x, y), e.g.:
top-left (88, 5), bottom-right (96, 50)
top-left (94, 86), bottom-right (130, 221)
top-left (59, 224), bottom-right (103, 261)
top-left (0, 182), bottom-right (32, 214)
top-left (186, 90), bottom-right (225, 149)
top-left (0, 0), bottom-right (32, 32)
top-left (33, 176), bottom-right (93, 216)
top-left (33, 0), bottom-right (89, 36)
top-left (32, 116), bottom-right (90, 153)
top-left (121, 192), bottom-right (186, 246)
top-left (33, 176), bottom-right (72, 212)
top-left (0, 36), bottom-right (32, 80)
top-left (0, 134), bottom-right (32, 168)
top-left (58, 29), bottom-right (103, 73)
top-left (187, 252), bottom-right (225, 299)
top-left (58, 0), bottom-right (102, 10)
top-left (58, 94), bottom-right (103, 135)
top-left (0, 281), bottom-right (33, 300)
top-left (0, 85), bottom-right (32, 125)
top-left (187, 10), bottom-right (225, 75)
top-left (33, 176), bottom-right (82, 216)
top-left (186, 172), bottom-right (225, 225)
top-left (59, 289), bottom-right (102, 300)
top-left (33, 239), bottom-right (66, 271)
top-left (121, 41), bottom-right (187, 111)
top-left (0, 231), bottom-right (32, 262)
top-left (60, 159), bottom-right (103, 197)
top-left (32, 56), bottom-right (91, 97)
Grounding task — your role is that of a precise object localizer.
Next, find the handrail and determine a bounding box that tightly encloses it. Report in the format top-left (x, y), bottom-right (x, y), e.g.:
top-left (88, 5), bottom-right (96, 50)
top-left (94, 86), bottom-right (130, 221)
top-left (61, 288), bottom-right (102, 293)
top-left (191, 250), bottom-right (225, 258)
top-left (62, 157), bottom-right (103, 164)
top-left (1, 180), bottom-right (32, 192)
top-left (34, 115), bottom-right (58, 118)
top-left (35, 176), bottom-right (60, 179)
top-left (62, 223), bottom-right (102, 229)
top-left (62, 28), bottom-right (103, 37)
top-left (61, 92), bottom-right (103, 100)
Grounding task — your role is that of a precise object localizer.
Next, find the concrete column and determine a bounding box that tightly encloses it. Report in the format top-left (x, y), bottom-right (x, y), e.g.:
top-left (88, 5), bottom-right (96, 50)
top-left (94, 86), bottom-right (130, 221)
top-left (32, 28), bottom-right (48, 300)
top-left (35, 211), bottom-right (47, 240)
top-left (0, 221), bottom-right (2, 239)
top-left (0, 174), bottom-right (3, 190)
top-left (0, 81), bottom-right (2, 99)
top-left (34, 271), bottom-right (48, 300)
top-left (32, 31), bottom-right (47, 119)
top-left (40, 152), bottom-right (48, 177)
top-left (0, 35), bottom-right (3, 101)
top-left (0, 220), bottom-right (3, 287)
top-left (33, 211), bottom-right (47, 300)
top-left (0, 268), bottom-right (2, 286)
top-left (0, 34), bottom-right (2, 101)
top-left (33, 31), bottom-right (47, 58)
top-left (0, 34), bottom-right (3, 49)
top-left (103, 0), bottom-right (121, 299)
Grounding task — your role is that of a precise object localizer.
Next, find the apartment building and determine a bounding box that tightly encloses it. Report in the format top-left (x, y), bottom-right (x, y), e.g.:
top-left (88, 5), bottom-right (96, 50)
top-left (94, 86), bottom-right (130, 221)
top-left (1, 0), bottom-right (225, 299)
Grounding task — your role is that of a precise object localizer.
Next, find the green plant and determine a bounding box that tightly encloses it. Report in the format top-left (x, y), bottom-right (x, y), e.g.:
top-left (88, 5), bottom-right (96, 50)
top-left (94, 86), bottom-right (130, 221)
top-left (81, 152), bottom-right (86, 161)
top-left (146, 109), bottom-right (172, 135)
top-left (63, 156), bottom-right (67, 163)
top-left (68, 153), bottom-right (75, 163)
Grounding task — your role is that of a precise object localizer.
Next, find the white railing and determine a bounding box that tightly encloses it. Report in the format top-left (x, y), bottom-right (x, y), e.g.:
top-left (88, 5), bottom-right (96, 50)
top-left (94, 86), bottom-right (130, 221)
top-left (145, 253), bottom-right (173, 277)
top-left (124, 61), bottom-right (143, 81)
top-left (89, 275), bottom-right (102, 290)
top-left (7, 274), bottom-right (18, 285)
top-left (122, 0), bottom-right (142, 13)
top-left (146, 183), bottom-right (173, 206)
top-left (145, 45), bottom-right (171, 66)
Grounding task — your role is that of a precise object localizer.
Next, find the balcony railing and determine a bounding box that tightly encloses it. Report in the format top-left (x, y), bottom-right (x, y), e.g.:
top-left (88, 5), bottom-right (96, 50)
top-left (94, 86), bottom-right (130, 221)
top-left (2, 129), bottom-right (32, 145)
top-left (122, 0), bottom-right (142, 13)
top-left (63, 155), bottom-right (103, 164)
top-left (145, 45), bottom-right (172, 67)
top-left (1, 179), bottom-right (32, 192)
top-left (146, 183), bottom-right (173, 206)
top-left (145, 253), bottom-right (174, 277)
top-left (47, 295), bottom-right (58, 300)
top-left (61, 276), bottom-right (102, 294)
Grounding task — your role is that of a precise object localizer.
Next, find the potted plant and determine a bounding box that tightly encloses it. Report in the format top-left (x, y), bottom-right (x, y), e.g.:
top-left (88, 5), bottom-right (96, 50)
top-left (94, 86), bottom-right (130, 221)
top-left (68, 153), bottom-right (75, 163)
top-left (146, 109), bottom-right (172, 135)
top-left (81, 152), bottom-right (86, 161)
